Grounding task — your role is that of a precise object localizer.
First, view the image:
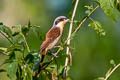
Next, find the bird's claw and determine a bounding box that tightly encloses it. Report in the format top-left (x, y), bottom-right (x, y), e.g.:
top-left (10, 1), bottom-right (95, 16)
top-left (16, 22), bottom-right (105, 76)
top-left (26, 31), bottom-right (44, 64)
top-left (51, 53), bottom-right (59, 58)
top-left (53, 46), bottom-right (61, 48)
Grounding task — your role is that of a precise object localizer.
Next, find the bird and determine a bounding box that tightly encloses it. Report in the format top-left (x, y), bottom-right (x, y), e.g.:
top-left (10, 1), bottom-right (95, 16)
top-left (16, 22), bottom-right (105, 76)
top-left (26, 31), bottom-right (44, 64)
top-left (37, 16), bottom-right (69, 74)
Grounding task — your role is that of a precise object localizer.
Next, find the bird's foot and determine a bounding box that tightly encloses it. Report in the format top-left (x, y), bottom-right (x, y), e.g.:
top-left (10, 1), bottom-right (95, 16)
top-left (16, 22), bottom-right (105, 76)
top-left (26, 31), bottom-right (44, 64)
top-left (51, 53), bottom-right (58, 58)
top-left (53, 46), bottom-right (61, 49)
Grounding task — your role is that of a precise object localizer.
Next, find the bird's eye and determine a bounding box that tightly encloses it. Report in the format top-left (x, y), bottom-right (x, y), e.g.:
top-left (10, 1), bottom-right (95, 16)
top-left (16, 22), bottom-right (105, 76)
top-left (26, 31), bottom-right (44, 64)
top-left (64, 18), bottom-right (68, 20)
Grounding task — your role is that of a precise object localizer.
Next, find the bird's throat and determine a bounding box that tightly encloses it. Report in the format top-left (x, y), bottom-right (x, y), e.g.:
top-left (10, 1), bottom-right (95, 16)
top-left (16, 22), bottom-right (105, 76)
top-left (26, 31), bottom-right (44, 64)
top-left (56, 21), bottom-right (66, 28)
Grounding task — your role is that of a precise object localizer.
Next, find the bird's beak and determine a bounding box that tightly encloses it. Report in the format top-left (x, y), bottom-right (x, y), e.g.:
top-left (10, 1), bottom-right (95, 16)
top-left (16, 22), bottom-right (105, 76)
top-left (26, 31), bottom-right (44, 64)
top-left (65, 19), bottom-right (70, 23)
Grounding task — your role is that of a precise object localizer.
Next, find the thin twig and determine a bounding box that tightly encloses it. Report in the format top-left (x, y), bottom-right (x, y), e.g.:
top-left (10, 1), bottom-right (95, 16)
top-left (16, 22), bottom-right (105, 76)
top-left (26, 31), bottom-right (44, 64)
top-left (64, 5), bottom-right (99, 45)
top-left (52, 72), bottom-right (55, 80)
top-left (20, 33), bottom-right (30, 52)
top-left (69, 51), bottom-right (72, 66)
top-left (0, 31), bottom-right (14, 45)
top-left (104, 63), bottom-right (120, 80)
top-left (0, 52), bottom-right (9, 56)
top-left (74, 5), bottom-right (99, 33)
top-left (64, 0), bottom-right (80, 78)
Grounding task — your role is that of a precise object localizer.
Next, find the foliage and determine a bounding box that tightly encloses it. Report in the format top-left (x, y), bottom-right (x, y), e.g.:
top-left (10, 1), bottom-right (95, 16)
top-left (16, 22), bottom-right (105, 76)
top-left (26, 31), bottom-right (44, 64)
top-left (99, 0), bottom-right (120, 21)
top-left (0, 22), bottom-right (72, 80)
top-left (95, 60), bottom-right (120, 80)
top-left (88, 20), bottom-right (106, 36)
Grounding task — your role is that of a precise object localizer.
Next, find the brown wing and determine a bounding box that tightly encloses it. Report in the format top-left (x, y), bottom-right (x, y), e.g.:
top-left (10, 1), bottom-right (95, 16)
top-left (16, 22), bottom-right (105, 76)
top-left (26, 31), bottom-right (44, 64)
top-left (46, 27), bottom-right (60, 39)
top-left (40, 27), bottom-right (60, 51)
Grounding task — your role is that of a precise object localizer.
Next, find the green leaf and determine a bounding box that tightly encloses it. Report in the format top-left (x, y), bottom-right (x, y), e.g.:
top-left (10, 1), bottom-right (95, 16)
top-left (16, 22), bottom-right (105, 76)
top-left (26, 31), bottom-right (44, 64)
top-left (95, 77), bottom-right (104, 80)
top-left (14, 51), bottom-right (23, 63)
top-left (22, 65), bottom-right (33, 80)
top-left (58, 65), bottom-right (65, 75)
top-left (0, 24), bottom-right (13, 39)
top-left (0, 47), bottom-right (8, 56)
top-left (114, 0), bottom-right (120, 11)
top-left (110, 59), bottom-right (116, 66)
top-left (85, 10), bottom-right (91, 14)
top-left (9, 51), bottom-right (16, 61)
top-left (99, 0), bottom-right (120, 21)
top-left (28, 20), bottom-right (31, 28)
top-left (66, 77), bottom-right (72, 80)
top-left (38, 71), bottom-right (48, 80)
top-left (12, 25), bottom-right (22, 29)
top-left (16, 64), bottom-right (22, 80)
top-left (71, 32), bottom-right (76, 40)
top-left (12, 32), bottom-right (20, 37)
top-left (88, 21), bottom-right (106, 36)
top-left (59, 46), bottom-right (64, 51)
top-left (25, 53), bottom-right (34, 65)
top-left (8, 44), bottom-right (23, 53)
top-left (4, 59), bottom-right (13, 64)
top-left (6, 45), bottom-right (22, 60)
top-left (84, 5), bottom-right (93, 10)
top-left (30, 27), bottom-right (39, 38)
top-left (22, 26), bottom-right (29, 36)
top-left (33, 53), bottom-right (40, 71)
top-left (55, 53), bottom-right (68, 65)
top-left (5, 61), bottom-right (18, 79)
top-left (42, 62), bottom-right (50, 69)
top-left (0, 47), bottom-right (7, 52)
top-left (17, 36), bottom-right (24, 44)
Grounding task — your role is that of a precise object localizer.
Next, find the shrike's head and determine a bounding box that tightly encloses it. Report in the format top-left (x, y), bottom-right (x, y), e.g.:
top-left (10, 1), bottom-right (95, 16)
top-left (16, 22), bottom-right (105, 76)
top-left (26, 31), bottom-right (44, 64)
top-left (53, 16), bottom-right (69, 28)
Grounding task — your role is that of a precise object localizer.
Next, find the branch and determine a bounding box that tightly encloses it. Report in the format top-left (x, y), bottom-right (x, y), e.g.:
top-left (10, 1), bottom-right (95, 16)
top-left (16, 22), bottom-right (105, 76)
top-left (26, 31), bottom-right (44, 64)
top-left (104, 63), bottom-right (120, 80)
top-left (74, 5), bottom-right (99, 33)
top-left (0, 31), bottom-right (14, 45)
top-left (61, 4), bottom-right (99, 79)
top-left (64, 0), bottom-right (80, 78)
top-left (64, 5), bottom-right (99, 45)
top-left (0, 52), bottom-right (9, 56)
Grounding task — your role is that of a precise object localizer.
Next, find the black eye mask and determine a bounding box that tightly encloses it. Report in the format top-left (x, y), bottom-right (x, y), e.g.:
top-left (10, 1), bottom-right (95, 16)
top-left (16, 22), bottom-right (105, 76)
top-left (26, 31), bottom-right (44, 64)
top-left (55, 18), bottom-right (65, 25)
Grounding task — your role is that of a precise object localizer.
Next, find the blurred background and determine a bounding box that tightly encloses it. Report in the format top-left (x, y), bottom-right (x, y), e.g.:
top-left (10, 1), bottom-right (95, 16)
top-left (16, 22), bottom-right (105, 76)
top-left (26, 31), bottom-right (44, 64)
top-left (0, 0), bottom-right (120, 80)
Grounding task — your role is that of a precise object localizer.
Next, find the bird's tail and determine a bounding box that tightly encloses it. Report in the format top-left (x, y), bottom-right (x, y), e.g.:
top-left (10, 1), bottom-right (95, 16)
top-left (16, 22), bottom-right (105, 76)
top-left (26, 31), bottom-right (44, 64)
top-left (37, 49), bottom-right (46, 74)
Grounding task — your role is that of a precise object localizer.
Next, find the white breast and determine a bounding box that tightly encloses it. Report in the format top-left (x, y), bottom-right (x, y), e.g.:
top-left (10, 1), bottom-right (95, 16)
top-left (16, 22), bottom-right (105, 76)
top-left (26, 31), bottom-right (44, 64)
top-left (47, 36), bottom-right (61, 50)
